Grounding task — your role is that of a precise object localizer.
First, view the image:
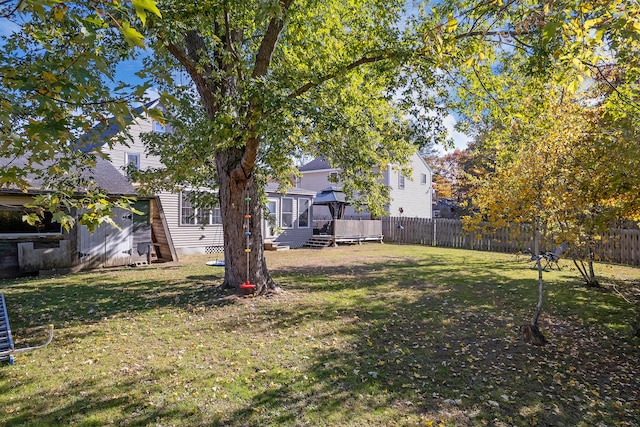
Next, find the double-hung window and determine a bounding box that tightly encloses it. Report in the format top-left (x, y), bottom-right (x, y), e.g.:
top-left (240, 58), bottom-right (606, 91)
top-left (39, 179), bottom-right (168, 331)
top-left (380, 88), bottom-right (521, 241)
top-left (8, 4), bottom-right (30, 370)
top-left (126, 153), bottom-right (141, 176)
top-left (180, 192), bottom-right (221, 225)
top-left (281, 198), bottom-right (294, 228)
top-left (298, 198), bottom-right (311, 228)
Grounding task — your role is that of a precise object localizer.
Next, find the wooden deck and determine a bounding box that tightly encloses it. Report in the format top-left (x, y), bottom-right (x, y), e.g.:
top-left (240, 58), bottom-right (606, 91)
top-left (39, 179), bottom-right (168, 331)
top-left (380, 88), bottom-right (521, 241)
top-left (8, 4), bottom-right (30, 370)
top-left (308, 220), bottom-right (384, 247)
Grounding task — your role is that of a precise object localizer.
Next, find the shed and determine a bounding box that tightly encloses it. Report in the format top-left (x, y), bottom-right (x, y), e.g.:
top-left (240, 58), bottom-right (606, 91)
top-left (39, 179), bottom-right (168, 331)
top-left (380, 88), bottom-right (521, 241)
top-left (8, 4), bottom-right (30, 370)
top-left (0, 155), bottom-right (154, 277)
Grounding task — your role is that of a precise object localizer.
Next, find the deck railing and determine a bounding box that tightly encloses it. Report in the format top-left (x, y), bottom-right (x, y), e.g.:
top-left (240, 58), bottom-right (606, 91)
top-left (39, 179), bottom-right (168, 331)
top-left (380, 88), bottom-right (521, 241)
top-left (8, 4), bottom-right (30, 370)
top-left (313, 219), bottom-right (383, 242)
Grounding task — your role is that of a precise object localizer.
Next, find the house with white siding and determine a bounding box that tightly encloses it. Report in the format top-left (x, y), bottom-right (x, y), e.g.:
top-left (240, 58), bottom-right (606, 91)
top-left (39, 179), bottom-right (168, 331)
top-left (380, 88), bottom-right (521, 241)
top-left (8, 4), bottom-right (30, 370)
top-left (94, 100), bottom-right (220, 256)
top-left (298, 152), bottom-right (434, 219)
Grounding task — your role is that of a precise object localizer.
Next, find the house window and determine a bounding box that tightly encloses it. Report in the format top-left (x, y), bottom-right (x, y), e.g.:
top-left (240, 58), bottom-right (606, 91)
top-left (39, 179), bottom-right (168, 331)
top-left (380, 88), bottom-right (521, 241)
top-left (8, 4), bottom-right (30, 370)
top-left (180, 192), bottom-right (221, 225)
top-left (212, 206), bottom-right (222, 224)
top-left (282, 198), bottom-right (293, 228)
top-left (329, 172), bottom-right (338, 183)
top-left (0, 207), bottom-right (61, 234)
top-left (398, 173), bottom-right (405, 190)
top-left (127, 153), bottom-right (140, 170)
top-left (196, 208), bottom-right (211, 225)
top-left (298, 198), bottom-right (311, 228)
top-left (420, 173), bottom-right (427, 185)
top-left (153, 121), bottom-right (166, 133)
top-left (180, 193), bottom-right (196, 225)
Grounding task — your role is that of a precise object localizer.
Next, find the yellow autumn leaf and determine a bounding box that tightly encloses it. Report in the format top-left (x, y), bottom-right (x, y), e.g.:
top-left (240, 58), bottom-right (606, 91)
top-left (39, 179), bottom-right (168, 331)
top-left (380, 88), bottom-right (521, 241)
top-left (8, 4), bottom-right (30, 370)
top-left (42, 71), bottom-right (57, 83)
top-left (121, 22), bottom-right (145, 48)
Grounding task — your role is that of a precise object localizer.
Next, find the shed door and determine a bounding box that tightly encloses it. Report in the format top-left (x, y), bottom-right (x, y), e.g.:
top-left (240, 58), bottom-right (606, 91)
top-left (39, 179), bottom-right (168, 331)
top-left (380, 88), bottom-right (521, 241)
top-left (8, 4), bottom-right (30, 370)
top-left (77, 208), bottom-right (133, 268)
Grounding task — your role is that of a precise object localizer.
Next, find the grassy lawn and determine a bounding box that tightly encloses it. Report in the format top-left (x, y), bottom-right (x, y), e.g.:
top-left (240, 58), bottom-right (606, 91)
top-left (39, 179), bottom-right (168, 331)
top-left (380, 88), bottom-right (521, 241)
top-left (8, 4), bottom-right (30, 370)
top-left (0, 245), bottom-right (638, 426)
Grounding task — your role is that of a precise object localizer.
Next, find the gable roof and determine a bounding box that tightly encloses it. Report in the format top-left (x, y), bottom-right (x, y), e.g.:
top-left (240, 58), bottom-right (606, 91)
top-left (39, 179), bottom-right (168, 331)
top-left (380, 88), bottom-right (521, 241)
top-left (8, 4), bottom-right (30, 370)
top-left (298, 157), bottom-right (334, 172)
top-left (79, 99), bottom-right (160, 152)
top-left (0, 155), bottom-right (137, 196)
top-left (299, 152), bottom-right (433, 174)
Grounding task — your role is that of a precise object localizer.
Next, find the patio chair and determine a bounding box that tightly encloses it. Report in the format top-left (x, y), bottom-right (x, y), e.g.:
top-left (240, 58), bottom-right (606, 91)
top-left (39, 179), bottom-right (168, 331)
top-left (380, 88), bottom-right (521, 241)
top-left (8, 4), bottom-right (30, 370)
top-left (540, 243), bottom-right (567, 271)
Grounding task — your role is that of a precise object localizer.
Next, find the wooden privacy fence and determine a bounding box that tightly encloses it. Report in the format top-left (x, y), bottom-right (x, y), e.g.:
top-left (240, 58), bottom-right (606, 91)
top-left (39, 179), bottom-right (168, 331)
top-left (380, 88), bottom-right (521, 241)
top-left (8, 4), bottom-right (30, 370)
top-left (382, 217), bottom-right (640, 267)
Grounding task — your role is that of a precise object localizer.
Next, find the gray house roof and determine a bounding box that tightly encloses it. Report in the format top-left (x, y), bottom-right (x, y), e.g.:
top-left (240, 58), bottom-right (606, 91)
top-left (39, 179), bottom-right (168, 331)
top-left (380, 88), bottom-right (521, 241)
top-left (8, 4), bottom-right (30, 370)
top-left (264, 182), bottom-right (316, 196)
top-left (298, 157), bottom-right (333, 172)
top-left (79, 99), bottom-right (160, 152)
top-left (0, 155), bottom-right (137, 196)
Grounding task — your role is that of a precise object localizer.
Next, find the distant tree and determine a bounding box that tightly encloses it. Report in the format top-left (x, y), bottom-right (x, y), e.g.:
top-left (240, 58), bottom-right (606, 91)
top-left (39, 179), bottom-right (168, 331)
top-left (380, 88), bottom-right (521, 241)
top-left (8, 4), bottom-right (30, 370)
top-left (427, 150), bottom-right (471, 206)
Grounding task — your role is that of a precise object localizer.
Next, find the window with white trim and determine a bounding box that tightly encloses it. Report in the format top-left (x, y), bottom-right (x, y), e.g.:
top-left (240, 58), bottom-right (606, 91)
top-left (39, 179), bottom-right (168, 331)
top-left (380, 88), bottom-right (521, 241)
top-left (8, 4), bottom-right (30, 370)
top-left (398, 173), bottom-right (405, 190)
top-left (153, 121), bottom-right (166, 133)
top-left (298, 198), bottom-right (311, 228)
top-left (281, 198), bottom-right (294, 228)
top-left (180, 192), bottom-right (221, 225)
top-left (420, 173), bottom-right (427, 185)
top-left (127, 153), bottom-right (140, 170)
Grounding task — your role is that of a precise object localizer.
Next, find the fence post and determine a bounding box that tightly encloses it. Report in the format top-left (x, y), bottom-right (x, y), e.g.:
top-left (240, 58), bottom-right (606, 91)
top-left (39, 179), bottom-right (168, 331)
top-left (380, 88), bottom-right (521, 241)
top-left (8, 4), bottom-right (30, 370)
top-left (433, 219), bottom-right (437, 247)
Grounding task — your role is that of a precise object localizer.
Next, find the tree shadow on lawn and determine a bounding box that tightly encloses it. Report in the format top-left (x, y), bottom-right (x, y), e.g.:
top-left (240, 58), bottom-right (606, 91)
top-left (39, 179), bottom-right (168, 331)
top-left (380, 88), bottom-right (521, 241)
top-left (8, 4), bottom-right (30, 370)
top-left (0, 253), bottom-right (637, 426)
top-left (218, 259), bottom-right (640, 426)
top-left (271, 254), bottom-right (636, 338)
top-left (0, 366), bottom-right (211, 427)
top-left (0, 269), bottom-right (236, 345)
top-left (223, 291), bottom-right (640, 426)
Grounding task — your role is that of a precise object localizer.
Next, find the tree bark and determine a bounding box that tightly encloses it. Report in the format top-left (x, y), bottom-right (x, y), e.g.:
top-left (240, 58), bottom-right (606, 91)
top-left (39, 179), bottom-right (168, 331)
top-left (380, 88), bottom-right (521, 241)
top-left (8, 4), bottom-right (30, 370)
top-left (522, 217), bottom-right (546, 345)
top-left (573, 257), bottom-right (600, 288)
top-left (215, 148), bottom-right (278, 295)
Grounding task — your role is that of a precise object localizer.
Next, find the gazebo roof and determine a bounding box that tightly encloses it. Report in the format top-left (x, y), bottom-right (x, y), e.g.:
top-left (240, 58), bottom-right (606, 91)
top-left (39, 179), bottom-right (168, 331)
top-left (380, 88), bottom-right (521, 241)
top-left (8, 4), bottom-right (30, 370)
top-left (313, 187), bottom-right (347, 205)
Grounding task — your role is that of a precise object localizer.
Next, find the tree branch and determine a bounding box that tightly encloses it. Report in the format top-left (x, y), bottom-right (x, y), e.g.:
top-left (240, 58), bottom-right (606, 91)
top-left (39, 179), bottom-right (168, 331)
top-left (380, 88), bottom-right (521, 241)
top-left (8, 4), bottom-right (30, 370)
top-left (223, 3), bottom-right (243, 83)
top-left (0, 0), bottom-right (24, 19)
top-left (288, 52), bottom-right (394, 99)
top-left (240, 0), bottom-right (294, 179)
top-left (162, 33), bottom-right (217, 116)
top-left (251, 0), bottom-right (294, 78)
top-left (583, 60), bottom-right (640, 112)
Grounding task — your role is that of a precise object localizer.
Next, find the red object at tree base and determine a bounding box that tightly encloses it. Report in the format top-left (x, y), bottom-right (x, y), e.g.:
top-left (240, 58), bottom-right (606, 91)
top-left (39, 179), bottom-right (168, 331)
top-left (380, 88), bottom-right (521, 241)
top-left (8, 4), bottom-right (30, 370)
top-left (239, 281), bottom-right (256, 296)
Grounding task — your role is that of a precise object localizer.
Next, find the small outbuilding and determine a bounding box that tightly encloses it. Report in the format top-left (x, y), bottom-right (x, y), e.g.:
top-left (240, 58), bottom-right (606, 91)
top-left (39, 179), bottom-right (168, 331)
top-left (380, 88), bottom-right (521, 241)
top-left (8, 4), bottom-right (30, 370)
top-left (0, 156), bottom-right (158, 278)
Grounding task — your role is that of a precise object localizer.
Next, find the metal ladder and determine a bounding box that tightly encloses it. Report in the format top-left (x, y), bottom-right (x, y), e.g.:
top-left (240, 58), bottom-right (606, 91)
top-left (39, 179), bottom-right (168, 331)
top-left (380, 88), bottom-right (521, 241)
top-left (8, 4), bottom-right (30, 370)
top-left (0, 294), bottom-right (15, 364)
top-left (0, 293), bottom-right (53, 365)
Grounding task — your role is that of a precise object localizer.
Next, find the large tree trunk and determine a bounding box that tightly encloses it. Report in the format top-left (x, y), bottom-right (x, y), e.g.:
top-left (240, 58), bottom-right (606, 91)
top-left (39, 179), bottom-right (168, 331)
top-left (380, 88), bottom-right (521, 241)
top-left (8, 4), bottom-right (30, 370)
top-left (216, 149), bottom-right (278, 295)
top-left (167, 12), bottom-right (292, 295)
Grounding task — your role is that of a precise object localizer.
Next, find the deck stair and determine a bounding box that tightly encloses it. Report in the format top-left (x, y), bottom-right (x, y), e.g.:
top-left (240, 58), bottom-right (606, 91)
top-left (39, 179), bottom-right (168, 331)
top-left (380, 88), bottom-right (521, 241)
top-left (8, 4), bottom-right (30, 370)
top-left (264, 241), bottom-right (290, 251)
top-left (304, 236), bottom-right (334, 248)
